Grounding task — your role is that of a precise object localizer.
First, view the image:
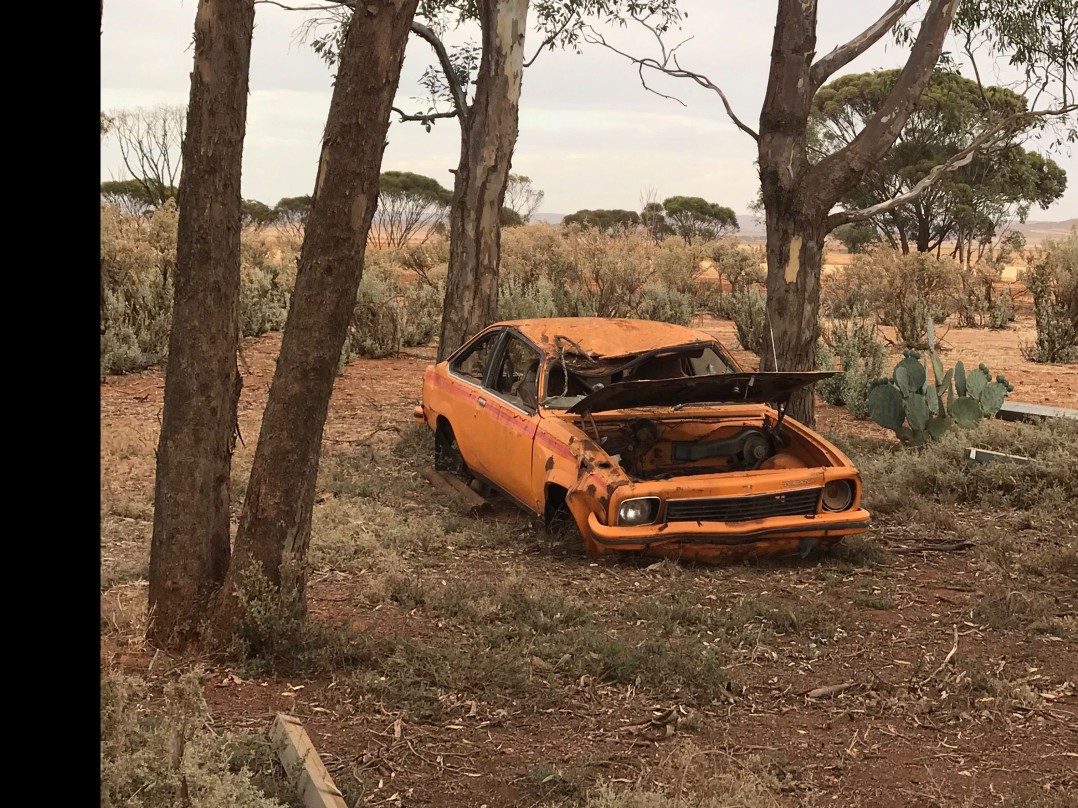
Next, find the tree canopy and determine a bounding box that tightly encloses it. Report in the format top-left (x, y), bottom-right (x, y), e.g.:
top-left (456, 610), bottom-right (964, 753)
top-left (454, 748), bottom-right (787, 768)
top-left (562, 208), bottom-right (641, 233)
top-left (370, 171), bottom-right (453, 248)
top-left (101, 179), bottom-right (175, 216)
top-left (241, 199), bottom-right (278, 229)
top-left (661, 196), bottom-right (739, 244)
top-left (811, 69), bottom-right (1067, 255)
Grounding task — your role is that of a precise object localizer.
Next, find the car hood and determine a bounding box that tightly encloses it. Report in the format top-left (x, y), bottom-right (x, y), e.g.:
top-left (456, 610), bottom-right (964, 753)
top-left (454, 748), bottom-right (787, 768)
top-left (566, 371), bottom-right (838, 414)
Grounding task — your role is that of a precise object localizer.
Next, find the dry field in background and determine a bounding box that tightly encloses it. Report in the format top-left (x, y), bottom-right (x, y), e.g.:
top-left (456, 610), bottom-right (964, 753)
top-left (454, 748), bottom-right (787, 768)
top-left (101, 314), bottom-right (1077, 807)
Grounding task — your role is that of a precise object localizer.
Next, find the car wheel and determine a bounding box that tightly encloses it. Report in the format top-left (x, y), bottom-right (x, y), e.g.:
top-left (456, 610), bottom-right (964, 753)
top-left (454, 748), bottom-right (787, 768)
top-left (544, 491), bottom-right (583, 553)
top-left (434, 424), bottom-right (468, 478)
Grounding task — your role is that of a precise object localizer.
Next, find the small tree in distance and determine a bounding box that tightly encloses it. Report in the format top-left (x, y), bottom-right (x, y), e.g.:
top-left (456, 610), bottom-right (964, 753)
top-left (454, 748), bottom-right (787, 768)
top-left (662, 196), bottom-right (739, 245)
top-left (274, 195), bottom-right (312, 236)
top-left (106, 104), bottom-right (187, 209)
top-left (369, 170), bottom-right (452, 248)
top-left (242, 199), bottom-right (278, 230)
top-left (831, 221), bottom-right (880, 254)
top-left (504, 174), bottom-right (544, 223)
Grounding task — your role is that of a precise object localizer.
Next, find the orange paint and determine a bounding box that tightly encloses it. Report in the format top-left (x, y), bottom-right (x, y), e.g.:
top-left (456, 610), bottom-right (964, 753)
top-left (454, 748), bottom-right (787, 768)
top-left (419, 318), bottom-right (870, 564)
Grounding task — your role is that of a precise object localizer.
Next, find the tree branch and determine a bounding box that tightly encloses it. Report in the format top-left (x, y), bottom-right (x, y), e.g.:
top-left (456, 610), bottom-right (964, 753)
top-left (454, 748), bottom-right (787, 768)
top-left (524, 9), bottom-right (578, 69)
top-left (827, 106), bottom-right (1077, 229)
top-left (810, 0), bottom-right (917, 89)
top-left (410, 21), bottom-right (469, 125)
top-left (583, 23), bottom-right (759, 142)
top-left (809, 0), bottom-right (960, 206)
top-left (391, 107), bottom-right (460, 125)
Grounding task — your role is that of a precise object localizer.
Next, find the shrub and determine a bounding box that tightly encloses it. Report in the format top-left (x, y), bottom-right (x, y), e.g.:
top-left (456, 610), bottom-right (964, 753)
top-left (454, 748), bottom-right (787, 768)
top-left (954, 259), bottom-right (1015, 330)
top-left (724, 288), bottom-right (768, 356)
top-left (101, 669), bottom-right (289, 808)
top-left (499, 274), bottom-right (558, 320)
top-left (1021, 234), bottom-right (1078, 363)
top-left (239, 231), bottom-right (295, 337)
top-left (817, 309), bottom-right (887, 419)
top-left (340, 267), bottom-right (443, 363)
top-left (637, 282), bottom-right (695, 326)
top-left (101, 206), bottom-right (303, 375)
top-left (846, 249), bottom-right (961, 347)
top-left (100, 201), bottom-right (178, 374)
top-left (498, 224), bottom-right (706, 324)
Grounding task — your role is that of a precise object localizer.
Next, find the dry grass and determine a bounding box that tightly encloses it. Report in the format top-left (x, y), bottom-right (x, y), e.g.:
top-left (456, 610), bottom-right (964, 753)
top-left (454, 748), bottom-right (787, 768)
top-left (100, 335), bottom-right (1078, 806)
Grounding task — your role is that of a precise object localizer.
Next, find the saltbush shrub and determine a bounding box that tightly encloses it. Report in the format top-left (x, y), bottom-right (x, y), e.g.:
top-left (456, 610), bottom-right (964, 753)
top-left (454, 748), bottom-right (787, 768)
top-left (341, 266), bottom-right (443, 363)
top-left (100, 201), bottom-right (178, 374)
top-left (724, 288), bottom-right (768, 356)
top-left (100, 205), bottom-right (303, 375)
top-left (1021, 234), bottom-right (1078, 363)
top-left (817, 308), bottom-right (887, 419)
top-left (101, 669), bottom-right (288, 808)
top-left (845, 250), bottom-right (961, 348)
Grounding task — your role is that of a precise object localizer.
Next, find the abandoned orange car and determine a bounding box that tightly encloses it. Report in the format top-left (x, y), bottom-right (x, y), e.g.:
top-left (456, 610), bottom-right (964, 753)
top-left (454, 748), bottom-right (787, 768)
top-left (415, 317), bottom-right (871, 563)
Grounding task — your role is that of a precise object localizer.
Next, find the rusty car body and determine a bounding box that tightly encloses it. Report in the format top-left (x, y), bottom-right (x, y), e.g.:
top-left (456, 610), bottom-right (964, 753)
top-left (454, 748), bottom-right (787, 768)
top-left (414, 317), bottom-right (871, 563)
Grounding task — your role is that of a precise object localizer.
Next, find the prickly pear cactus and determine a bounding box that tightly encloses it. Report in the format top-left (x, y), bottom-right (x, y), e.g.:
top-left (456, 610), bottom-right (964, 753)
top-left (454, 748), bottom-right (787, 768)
top-left (868, 342), bottom-right (1014, 445)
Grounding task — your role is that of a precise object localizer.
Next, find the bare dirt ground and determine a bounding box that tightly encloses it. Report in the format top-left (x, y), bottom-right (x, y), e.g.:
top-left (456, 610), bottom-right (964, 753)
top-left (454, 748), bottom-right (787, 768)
top-left (101, 314), bottom-right (1077, 808)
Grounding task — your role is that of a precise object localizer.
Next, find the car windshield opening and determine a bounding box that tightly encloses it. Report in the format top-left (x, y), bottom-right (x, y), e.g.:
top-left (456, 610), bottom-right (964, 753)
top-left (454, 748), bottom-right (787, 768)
top-left (541, 343), bottom-right (733, 410)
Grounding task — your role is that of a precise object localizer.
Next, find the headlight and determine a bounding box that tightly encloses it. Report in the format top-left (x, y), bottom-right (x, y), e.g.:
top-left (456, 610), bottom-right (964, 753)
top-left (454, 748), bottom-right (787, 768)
top-left (821, 480), bottom-right (854, 512)
top-left (618, 497), bottom-right (660, 526)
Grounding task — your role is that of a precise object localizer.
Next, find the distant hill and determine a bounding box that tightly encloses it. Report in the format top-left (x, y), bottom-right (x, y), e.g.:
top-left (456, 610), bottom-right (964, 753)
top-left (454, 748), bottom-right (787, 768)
top-left (530, 212), bottom-right (565, 224)
top-left (1013, 218), bottom-right (1077, 245)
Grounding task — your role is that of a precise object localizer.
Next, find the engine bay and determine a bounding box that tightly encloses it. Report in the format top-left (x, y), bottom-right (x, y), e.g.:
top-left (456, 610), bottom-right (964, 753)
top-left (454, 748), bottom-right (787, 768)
top-left (589, 416), bottom-right (823, 480)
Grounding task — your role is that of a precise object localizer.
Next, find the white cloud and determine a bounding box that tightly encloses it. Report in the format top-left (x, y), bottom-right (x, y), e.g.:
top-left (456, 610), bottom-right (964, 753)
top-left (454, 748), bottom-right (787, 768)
top-left (101, 0), bottom-right (1078, 219)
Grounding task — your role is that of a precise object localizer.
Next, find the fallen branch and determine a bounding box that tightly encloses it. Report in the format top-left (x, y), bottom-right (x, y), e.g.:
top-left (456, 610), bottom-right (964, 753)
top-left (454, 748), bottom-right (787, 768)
top-left (925, 624), bottom-right (960, 682)
top-left (803, 682), bottom-right (855, 699)
top-left (889, 540), bottom-right (975, 554)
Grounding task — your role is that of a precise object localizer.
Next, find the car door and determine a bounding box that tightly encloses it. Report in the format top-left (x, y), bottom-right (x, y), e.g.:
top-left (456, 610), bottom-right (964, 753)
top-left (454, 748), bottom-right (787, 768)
top-left (442, 328), bottom-right (504, 474)
top-left (468, 331), bottom-right (543, 510)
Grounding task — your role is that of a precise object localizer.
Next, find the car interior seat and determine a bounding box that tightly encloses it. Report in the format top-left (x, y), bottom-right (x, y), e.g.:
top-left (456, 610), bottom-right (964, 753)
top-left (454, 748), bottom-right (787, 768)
top-left (516, 357), bottom-right (541, 409)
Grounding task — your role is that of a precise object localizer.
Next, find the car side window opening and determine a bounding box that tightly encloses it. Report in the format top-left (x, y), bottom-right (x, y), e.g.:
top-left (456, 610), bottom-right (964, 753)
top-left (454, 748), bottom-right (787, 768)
top-left (450, 331), bottom-right (501, 384)
top-left (491, 334), bottom-right (543, 410)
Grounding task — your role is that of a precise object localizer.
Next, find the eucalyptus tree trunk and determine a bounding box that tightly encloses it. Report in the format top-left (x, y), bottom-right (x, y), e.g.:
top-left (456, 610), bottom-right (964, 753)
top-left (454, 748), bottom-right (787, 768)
top-left (758, 0), bottom-right (958, 426)
top-left (437, 0), bottom-right (529, 360)
top-left (147, 0), bottom-right (254, 647)
top-left (212, 0), bottom-right (419, 631)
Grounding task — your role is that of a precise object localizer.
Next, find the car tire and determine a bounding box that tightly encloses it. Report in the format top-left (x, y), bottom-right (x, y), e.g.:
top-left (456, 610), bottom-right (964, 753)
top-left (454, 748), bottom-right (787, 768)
top-left (434, 423), bottom-right (468, 479)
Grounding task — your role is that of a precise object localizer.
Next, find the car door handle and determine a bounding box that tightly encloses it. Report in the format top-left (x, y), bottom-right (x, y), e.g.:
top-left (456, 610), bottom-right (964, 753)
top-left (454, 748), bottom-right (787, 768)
top-left (477, 397), bottom-right (486, 407)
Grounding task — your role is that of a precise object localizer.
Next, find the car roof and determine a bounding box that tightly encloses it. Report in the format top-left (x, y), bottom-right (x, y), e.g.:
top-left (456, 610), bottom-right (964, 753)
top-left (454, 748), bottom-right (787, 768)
top-left (497, 317), bottom-right (719, 358)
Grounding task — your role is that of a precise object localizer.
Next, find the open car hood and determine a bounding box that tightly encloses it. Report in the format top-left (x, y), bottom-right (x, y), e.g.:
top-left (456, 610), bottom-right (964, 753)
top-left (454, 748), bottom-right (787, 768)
top-left (566, 371), bottom-right (838, 415)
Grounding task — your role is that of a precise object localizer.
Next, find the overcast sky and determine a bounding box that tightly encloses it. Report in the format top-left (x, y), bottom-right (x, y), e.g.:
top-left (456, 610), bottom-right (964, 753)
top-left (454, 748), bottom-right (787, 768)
top-left (100, 0), bottom-right (1078, 220)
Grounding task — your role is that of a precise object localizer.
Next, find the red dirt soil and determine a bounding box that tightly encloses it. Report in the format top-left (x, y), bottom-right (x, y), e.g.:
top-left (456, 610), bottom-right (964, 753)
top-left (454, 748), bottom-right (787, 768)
top-left (100, 315), bottom-right (1077, 808)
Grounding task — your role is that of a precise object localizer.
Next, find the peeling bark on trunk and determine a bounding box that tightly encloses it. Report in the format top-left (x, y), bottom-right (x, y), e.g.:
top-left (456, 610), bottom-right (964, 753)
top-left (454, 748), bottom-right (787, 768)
top-left (762, 214), bottom-right (826, 425)
top-left (147, 0), bottom-right (254, 647)
top-left (437, 0), bottom-right (529, 361)
top-left (212, 0), bottom-right (418, 631)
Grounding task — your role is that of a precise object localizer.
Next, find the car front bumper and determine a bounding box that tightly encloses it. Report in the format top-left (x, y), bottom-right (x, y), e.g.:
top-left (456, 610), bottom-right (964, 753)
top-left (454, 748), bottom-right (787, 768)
top-left (586, 509), bottom-right (872, 558)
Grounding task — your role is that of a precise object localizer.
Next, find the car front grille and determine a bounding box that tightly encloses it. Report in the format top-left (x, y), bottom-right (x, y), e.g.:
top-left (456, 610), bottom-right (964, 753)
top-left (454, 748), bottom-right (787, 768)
top-left (664, 488), bottom-right (821, 523)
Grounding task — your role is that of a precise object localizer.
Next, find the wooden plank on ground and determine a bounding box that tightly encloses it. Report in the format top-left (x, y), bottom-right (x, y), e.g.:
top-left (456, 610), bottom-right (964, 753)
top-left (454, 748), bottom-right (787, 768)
top-left (996, 401), bottom-right (1078, 423)
top-left (421, 465), bottom-right (492, 516)
top-left (964, 447), bottom-right (1033, 466)
top-left (271, 713), bottom-right (348, 808)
